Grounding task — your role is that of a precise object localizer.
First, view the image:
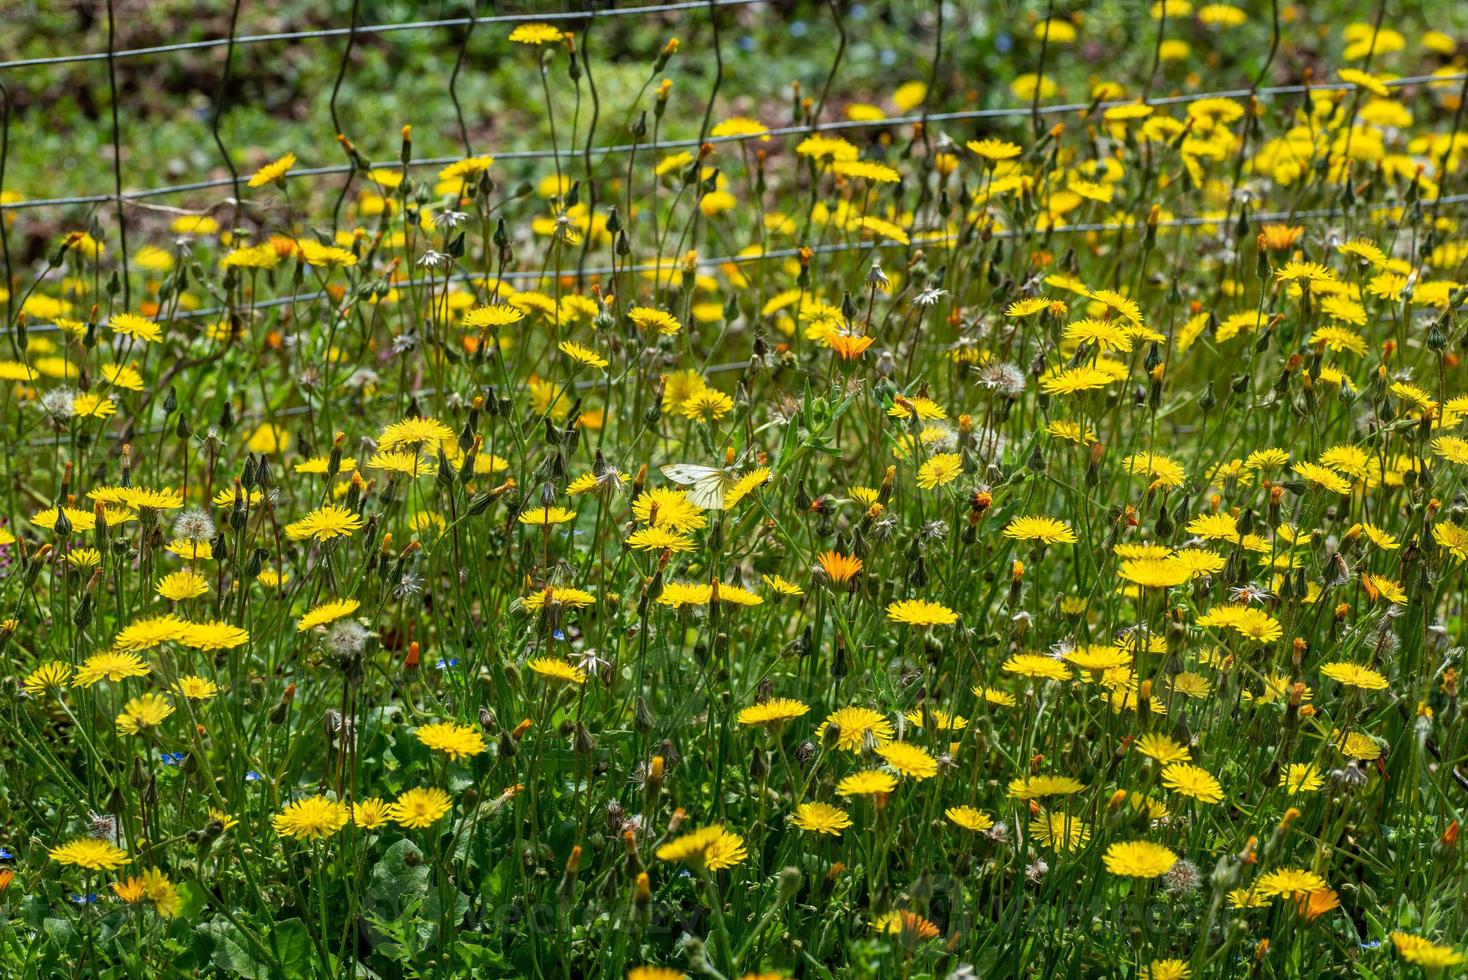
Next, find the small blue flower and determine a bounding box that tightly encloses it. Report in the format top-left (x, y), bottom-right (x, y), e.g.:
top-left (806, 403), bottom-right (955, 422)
top-left (436, 657), bottom-right (460, 669)
top-left (245, 770), bottom-right (263, 783)
top-left (1360, 940), bottom-right (1382, 950)
top-left (160, 752), bottom-right (187, 766)
top-left (0, 847), bottom-right (14, 860)
top-left (70, 893), bottom-right (98, 905)
top-left (553, 629), bottom-right (566, 641)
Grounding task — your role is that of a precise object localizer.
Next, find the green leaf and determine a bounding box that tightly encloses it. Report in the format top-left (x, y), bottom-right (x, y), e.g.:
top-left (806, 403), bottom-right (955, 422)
top-left (197, 918), bottom-right (269, 980)
top-left (451, 941), bottom-right (506, 971)
top-left (42, 917), bottom-right (76, 946)
top-left (367, 838), bottom-right (431, 918)
top-left (270, 918), bottom-right (314, 977)
top-left (176, 879), bottom-right (210, 921)
top-left (365, 837), bottom-right (434, 962)
top-left (422, 885), bottom-right (470, 946)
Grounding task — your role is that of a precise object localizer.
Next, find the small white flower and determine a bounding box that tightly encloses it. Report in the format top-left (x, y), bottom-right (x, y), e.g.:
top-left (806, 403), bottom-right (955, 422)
top-left (434, 209), bottom-right (469, 230)
top-left (575, 649), bottom-right (611, 673)
top-left (1230, 583), bottom-right (1272, 604)
top-left (1047, 639), bottom-right (1076, 660)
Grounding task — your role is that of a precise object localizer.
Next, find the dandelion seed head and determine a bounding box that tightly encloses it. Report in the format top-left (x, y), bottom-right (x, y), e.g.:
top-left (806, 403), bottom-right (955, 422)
top-left (1165, 859), bottom-right (1201, 896)
top-left (324, 620), bottom-right (370, 657)
top-left (41, 388), bottom-right (75, 421)
top-left (88, 812), bottom-right (118, 842)
top-left (173, 508), bottom-right (215, 543)
top-left (975, 361), bottom-right (1026, 397)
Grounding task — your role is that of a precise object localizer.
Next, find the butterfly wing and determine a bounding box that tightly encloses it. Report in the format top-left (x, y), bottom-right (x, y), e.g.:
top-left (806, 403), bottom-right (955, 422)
top-left (661, 463), bottom-right (735, 509)
top-left (660, 463), bottom-right (721, 486)
top-left (684, 471), bottom-right (736, 510)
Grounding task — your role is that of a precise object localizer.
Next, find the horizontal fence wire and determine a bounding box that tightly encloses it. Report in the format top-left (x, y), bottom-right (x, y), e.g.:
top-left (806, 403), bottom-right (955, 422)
top-left (20, 353), bottom-right (759, 448)
top-left (0, 0), bottom-right (767, 73)
top-left (2, 71), bottom-right (1463, 214)
top-left (11, 191), bottom-right (1466, 339)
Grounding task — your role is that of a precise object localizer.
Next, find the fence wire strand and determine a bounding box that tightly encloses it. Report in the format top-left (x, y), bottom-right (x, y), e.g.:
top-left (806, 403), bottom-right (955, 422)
top-left (0, 0), bottom-right (767, 73)
top-left (1, 70), bottom-right (1463, 215)
top-left (10, 191), bottom-right (1466, 339)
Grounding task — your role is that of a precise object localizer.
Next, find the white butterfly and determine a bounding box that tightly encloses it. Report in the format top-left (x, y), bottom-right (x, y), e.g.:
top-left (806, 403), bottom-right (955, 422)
top-left (660, 462), bottom-right (742, 510)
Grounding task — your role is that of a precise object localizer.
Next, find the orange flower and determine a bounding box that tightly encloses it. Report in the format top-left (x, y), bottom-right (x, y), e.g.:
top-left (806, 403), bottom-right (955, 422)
top-left (1257, 224), bottom-right (1304, 251)
top-left (828, 333), bottom-right (876, 360)
top-left (873, 909), bottom-right (941, 941)
top-left (1297, 888), bottom-right (1340, 921)
top-left (818, 550), bottom-right (863, 583)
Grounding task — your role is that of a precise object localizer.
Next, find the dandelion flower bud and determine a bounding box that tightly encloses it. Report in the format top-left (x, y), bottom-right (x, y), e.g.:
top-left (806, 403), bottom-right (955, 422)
top-left (634, 871), bottom-right (651, 908)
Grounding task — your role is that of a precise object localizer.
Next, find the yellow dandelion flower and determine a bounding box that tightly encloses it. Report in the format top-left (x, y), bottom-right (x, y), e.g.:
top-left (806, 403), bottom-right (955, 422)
top-left (297, 598), bottom-right (361, 632)
top-left (273, 796), bottom-right (350, 840)
top-left (49, 838), bottom-right (129, 871)
top-left (886, 599), bottom-right (958, 626)
top-left (836, 769), bottom-right (899, 797)
top-left (790, 802), bottom-right (852, 836)
top-left (388, 787), bottom-right (453, 829)
top-left (416, 722), bottom-right (487, 760)
top-left (1103, 840), bottom-right (1178, 878)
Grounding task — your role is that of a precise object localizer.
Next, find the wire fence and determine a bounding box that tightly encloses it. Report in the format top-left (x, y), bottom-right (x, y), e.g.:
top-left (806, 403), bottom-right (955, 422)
top-left (5, 1), bottom-right (1466, 447)
top-left (0, 0), bottom-right (768, 73)
top-left (2, 2), bottom-right (1465, 340)
top-left (10, 190), bottom-right (1464, 340)
top-left (3, 70), bottom-right (1465, 215)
